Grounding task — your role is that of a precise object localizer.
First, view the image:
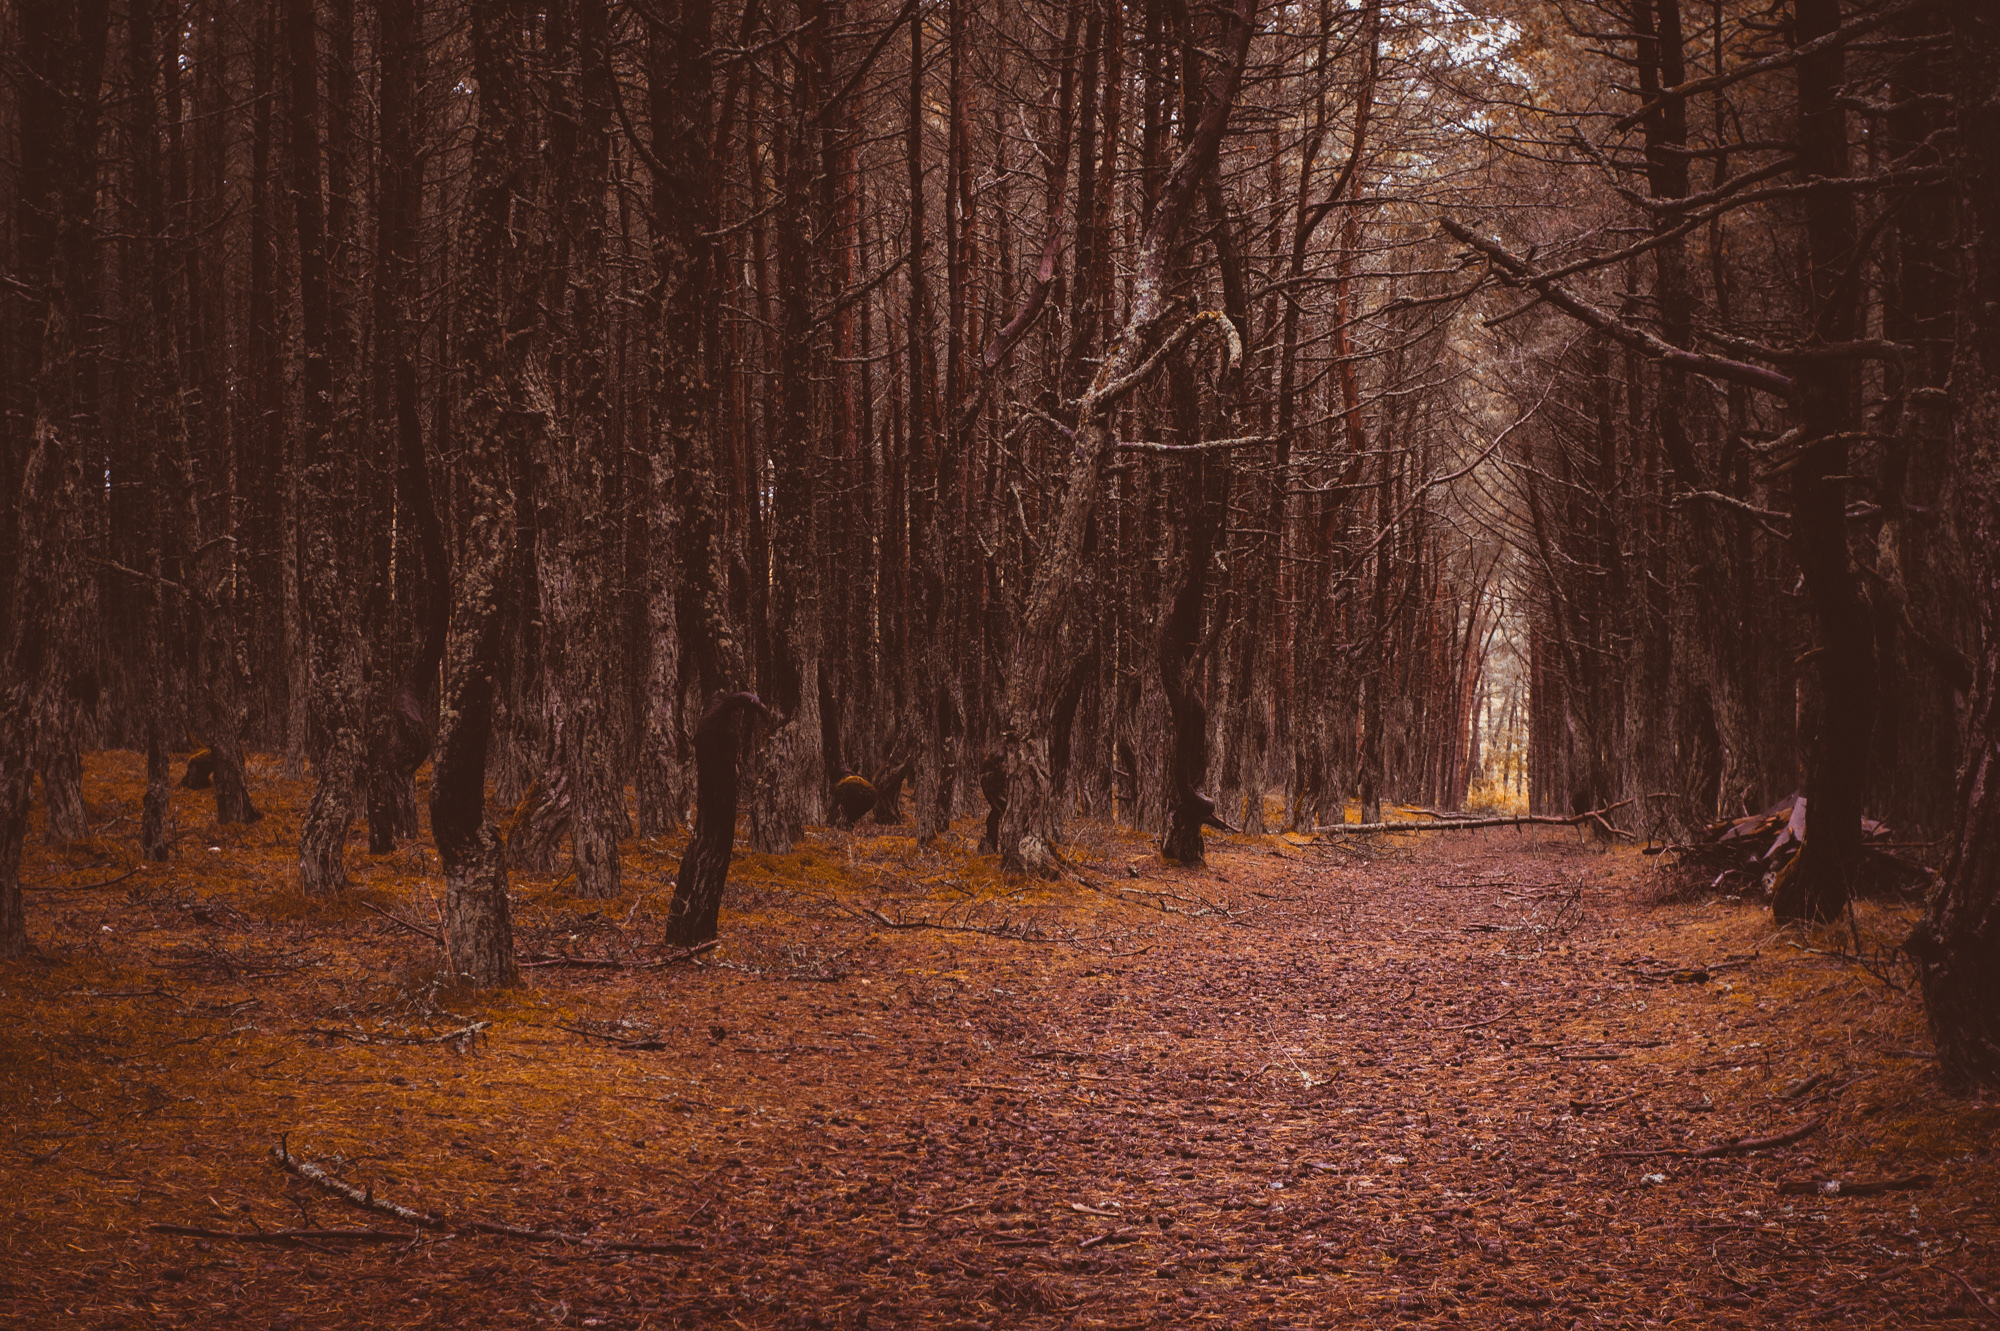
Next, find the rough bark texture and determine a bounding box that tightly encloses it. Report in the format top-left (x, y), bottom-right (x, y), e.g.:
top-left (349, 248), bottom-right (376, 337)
top-left (533, 0), bottom-right (625, 899)
top-left (1908, 5), bottom-right (2000, 1092)
top-left (1, 2), bottom-right (109, 959)
top-left (978, 754), bottom-right (1006, 854)
top-left (432, 0), bottom-right (535, 990)
top-left (1158, 369), bottom-right (1229, 867)
top-left (142, 721), bottom-right (171, 862)
top-left (1773, 0), bottom-right (1874, 924)
top-left (997, 0), bottom-right (1254, 876)
top-left (666, 692), bottom-right (769, 948)
top-left (288, 0), bottom-right (365, 897)
top-left (362, 0), bottom-right (441, 857)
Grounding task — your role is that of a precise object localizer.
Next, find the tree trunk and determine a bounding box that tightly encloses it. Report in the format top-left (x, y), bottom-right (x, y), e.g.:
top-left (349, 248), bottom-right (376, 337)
top-left (533, 0), bottom-right (625, 898)
top-left (666, 692), bottom-right (769, 947)
top-left (998, 0), bottom-right (1254, 876)
top-left (433, 0), bottom-right (538, 989)
top-left (363, 0), bottom-right (441, 856)
top-left (1773, 0), bottom-right (1874, 924)
top-left (1158, 390), bottom-right (1227, 865)
top-left (1907, 4), bottom-right (2000, 1091)
top-left (1, 1), bottom-right (110, 957)
top-left (287, 0), bottom-right (365, 896)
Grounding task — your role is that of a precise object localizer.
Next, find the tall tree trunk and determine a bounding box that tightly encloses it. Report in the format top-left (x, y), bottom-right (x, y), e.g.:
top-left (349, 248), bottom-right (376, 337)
top-left (534, 0), bottom-right (625, 897)
top-left (1907, 4), bottom-right (2000, 1091)
top-left (434, 0), bottom-right (536, 988)
top-left (288, 0), bottom-right (366, 896)
top-left (1158, 368), bottom-right (1228, 865)
top-left (1774, 0), bottom-right (1874, 924)
top-left (1, 1), bottom-right (111, 957)
top-left (364, 0), bottom-right (443, 856)
top-left (997, 0), bottom-right (1255, 875)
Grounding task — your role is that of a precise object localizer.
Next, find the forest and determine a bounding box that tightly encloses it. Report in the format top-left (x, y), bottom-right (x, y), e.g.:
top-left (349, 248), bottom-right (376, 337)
top-left (3, 0), bottom-right (1999, 1325)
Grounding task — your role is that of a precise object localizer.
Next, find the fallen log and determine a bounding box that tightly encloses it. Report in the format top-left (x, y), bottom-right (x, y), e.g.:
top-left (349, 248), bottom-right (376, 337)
top-left (1310, 799), bottom-right (1636, 838)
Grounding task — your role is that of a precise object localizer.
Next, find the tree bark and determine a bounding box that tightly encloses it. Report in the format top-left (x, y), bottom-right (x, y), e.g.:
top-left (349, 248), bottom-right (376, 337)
top-left (0, 1), bottom-right (110, 958)
top-left (433, 0), bottom-right (537, 989)
top-left (1158, 373), bottom-right (1229, 865)
top-left (666, 692), bottom-right (770, 947)
top-left (533, 0), bottom-right (625, 897)
top-left (363, 0), bottom-right (443, 856)
top-left (288, 0), bottom-right (366, 896)
top-left (997, 0), bottom-right (1255, 876)
top-left (1907, 4), bottom-right (2000, 1091)
top-left (1773, 0), bottom-right (1874, 924)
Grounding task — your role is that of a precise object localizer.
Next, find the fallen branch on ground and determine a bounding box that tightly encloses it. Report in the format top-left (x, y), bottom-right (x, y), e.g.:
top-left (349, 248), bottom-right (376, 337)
top-left (1310, 799), bottom-right (1636, 838)
top-left (1775, 1173), bottom-right (1931, 1197)
top-left (147, 1223), bottom-right (410, 1246)
top-left (298, 1021), bottom-right (488, 1047)
top-left (518, 939), bottom-right (718, 970)
top-left (1604, 1114), bottom-right (1825, 1160)
top-left (23, 866), bottom-right (144, 893)
top-left (268, 1138), bottom-right (702, 1254)
top-left (851, 906), bottom-right (1065, 943)
top-left (1078, 1229), bottom-right (1144, 1250)
top-left (1946, 1269), bottom-right (2000, 1324)
top-left (556, 1023), bottom-right (671, 1051)
top-left (358, 900), bottom-right (443, 947)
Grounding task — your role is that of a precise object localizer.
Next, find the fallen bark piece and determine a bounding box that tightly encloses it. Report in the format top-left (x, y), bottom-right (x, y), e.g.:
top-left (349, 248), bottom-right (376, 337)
top-left (1775, 1173), bottom-right (1932, 1197)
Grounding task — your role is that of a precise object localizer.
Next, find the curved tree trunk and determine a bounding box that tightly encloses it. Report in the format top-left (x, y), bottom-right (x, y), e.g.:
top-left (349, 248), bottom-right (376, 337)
top-left (666, 692), bottom-right (769, 947)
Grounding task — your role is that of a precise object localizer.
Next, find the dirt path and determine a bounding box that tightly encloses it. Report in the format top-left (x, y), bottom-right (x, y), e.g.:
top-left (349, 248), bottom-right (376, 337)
top-left (3, 756), bottom-right (1997, 1328)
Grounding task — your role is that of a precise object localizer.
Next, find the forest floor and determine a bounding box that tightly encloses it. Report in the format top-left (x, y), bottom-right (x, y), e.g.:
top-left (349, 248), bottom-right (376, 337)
top-left (2, 753), bottom-right (1997, 1330)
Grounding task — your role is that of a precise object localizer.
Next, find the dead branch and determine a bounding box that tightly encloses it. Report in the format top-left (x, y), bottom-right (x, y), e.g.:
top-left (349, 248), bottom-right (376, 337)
top-left (147, 1223), bottom-right (411, 1245)
top-left (1775, 1173), bottom-right (1931, 1197)
top-left (271, 1139), bottom-right (703, 1254)
top-left (1310, 799), bottom-right (1636, 837)
top-left (851, 905), bottom-right (1065, 943)
top-left (358, 900), bottom-right (444, 946)
top-left (517, 939), bottom-right (719, 969)
top-left (22, 866), bottom-right (144, 893)
top-left (275, 1138), bottom-right (441, 1226)
top-left (1946, 1269), bottom-right (2000, 1324)
top-left (1604, 1114), bottom-right (1825, 1160)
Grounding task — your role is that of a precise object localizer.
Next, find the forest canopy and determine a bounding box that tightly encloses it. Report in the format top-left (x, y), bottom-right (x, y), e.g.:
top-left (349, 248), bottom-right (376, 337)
top-left (2, 0), bottom-right (1998, 1090)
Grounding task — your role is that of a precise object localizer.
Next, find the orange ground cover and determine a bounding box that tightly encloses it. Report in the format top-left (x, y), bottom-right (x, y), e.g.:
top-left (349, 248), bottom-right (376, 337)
top-left (2, 751), bottom-right (1996, 1328)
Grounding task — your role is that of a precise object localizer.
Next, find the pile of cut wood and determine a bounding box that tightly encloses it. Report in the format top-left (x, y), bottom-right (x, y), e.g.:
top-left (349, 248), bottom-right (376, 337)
top-left (1668, 793), bottom-right (1930, 900)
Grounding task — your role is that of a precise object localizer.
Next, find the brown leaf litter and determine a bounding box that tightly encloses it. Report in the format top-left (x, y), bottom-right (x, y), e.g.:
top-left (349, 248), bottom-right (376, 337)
top-left (2, 751), bottom-right (1996, 1328)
